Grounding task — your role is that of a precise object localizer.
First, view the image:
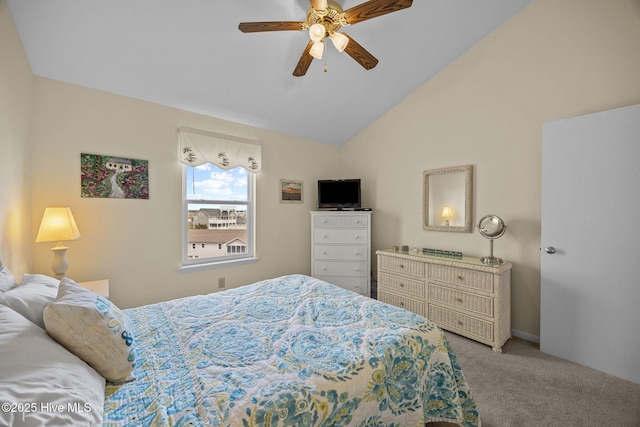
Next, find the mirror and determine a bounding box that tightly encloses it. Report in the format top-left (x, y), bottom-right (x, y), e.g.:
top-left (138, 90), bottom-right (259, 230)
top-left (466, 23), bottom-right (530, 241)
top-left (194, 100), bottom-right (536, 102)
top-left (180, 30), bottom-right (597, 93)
top-left (423, 165), bottom-right (473, 232)
top-left (478, 214), bottom-right (507, 265)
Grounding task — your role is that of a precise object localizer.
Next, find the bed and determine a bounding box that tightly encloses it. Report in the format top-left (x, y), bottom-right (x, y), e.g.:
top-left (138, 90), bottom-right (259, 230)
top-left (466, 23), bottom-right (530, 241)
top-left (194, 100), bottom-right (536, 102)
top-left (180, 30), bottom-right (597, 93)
top-left (0, 264), bottom-right (479, 427)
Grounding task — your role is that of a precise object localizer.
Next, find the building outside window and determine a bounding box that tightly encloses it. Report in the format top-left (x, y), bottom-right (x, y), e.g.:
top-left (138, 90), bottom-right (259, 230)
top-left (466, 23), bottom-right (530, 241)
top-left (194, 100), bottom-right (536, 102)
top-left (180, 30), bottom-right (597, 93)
top-left (182, 164), bottom-right (255, 267)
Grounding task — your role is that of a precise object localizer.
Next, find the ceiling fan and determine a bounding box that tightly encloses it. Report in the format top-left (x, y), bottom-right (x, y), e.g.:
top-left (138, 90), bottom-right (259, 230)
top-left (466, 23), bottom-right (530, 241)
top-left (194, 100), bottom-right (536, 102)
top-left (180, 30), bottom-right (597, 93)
top-left (238, 0), bottom-right (413, 77)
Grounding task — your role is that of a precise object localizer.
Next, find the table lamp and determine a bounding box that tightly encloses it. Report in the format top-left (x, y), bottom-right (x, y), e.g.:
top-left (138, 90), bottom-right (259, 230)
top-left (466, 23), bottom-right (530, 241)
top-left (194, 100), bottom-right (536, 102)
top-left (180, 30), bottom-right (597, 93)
top-left (441, 206), bottom-right (453, 226)
top-left (35, 207), bottom-right (81, 278)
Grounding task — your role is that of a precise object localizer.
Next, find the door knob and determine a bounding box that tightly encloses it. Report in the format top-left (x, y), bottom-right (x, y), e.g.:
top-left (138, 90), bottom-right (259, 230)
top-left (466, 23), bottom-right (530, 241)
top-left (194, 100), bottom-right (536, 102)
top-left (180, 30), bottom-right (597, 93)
top-left (544, 246), bottom-right (556, 254)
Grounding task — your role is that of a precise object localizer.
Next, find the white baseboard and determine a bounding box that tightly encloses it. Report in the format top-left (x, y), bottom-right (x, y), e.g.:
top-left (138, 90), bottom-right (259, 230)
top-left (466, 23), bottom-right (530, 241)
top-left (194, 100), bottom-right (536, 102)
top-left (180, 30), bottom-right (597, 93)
top-left (512, 328), bottom-right (540, 344)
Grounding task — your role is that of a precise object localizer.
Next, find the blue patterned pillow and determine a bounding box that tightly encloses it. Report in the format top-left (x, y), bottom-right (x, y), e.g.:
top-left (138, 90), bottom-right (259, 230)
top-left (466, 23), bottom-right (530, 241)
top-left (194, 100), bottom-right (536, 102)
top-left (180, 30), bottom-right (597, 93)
top-left (43, 278), bottom-right (136, 382)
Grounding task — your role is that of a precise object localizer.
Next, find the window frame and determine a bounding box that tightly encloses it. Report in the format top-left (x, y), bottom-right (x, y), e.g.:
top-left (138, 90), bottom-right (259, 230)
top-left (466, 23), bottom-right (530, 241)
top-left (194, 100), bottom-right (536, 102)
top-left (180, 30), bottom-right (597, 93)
top-left (178, 165), bottom-right (257, 272)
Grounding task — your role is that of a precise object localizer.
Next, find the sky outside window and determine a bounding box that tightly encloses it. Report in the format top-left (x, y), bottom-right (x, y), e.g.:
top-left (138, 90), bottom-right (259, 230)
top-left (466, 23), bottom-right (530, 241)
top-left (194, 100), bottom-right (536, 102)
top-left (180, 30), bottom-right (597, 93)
top-left (186, 164), bottom-right (247, 201)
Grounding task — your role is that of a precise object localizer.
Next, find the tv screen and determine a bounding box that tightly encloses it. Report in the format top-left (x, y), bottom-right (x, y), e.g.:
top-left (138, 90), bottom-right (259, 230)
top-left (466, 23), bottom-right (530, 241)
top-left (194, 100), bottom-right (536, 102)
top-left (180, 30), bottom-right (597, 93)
top-left (317, 179), bottom-right (361, 209)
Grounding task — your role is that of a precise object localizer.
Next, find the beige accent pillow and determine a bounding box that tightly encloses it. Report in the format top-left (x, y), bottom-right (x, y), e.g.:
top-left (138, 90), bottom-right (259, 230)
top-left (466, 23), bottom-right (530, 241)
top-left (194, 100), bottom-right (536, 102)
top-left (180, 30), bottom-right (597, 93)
top-left (44, 278), bottom-right (136, 383)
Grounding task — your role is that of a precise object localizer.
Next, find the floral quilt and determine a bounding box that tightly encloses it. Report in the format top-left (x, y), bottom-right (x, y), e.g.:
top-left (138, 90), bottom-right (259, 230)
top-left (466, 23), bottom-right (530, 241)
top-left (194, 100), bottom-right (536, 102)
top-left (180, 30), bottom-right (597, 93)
top-left (104, 274), bottom-right (479, 426)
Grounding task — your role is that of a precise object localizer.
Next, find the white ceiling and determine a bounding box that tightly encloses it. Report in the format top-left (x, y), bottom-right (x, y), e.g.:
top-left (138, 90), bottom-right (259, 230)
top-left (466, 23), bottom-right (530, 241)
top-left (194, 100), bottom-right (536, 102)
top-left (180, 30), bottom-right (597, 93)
top-left (7, 0), bottom-right (531, 145)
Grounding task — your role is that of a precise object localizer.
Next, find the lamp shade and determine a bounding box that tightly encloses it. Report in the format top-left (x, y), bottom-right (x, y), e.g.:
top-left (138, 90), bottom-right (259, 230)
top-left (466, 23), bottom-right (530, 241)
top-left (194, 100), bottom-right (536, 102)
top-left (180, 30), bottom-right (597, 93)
top-left (35, 207), bottom-right (81, 243)
top-left (309, 40), bottom-right (325, 60)
top-left (308, 23), bottom-right (325, 43)
top-left (441, 207), bottom-right (453, 219)
top-left (330, 32), bottom-right (349, 52)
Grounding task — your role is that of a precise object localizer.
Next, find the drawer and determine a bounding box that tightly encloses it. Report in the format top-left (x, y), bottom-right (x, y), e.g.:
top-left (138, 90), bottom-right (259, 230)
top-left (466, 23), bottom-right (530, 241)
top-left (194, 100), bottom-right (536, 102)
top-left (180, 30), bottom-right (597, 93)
top-left (314, 215), bottom-right (369, 229)
top-left (378, 255), bottom-right (425, 279)
top-left (314, 245), bottom-right (368, 261)
top-left (378, 272), bottom-right (425, 298)
top-left (314, 261), bottom-right (367, 277)
top-left (314, 229), bottom-right (368, 245)
top-left (379, 290), bottom-right (425, 317)
top-left (316, 275), bottom-right (369, 297)
top-left (428, 284), bottom-right (493, 317)
top-left (429, 264), bottom-right (493, 293)
top-left (428, 304), bottom-right (493, 341)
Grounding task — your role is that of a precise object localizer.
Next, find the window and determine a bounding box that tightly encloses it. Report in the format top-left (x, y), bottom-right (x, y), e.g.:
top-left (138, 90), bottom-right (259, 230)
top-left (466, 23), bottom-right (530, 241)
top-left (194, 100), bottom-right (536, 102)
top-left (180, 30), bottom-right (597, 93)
top-left (178, 127), bottom-right (261, 270)
top-left (182, 164), bottom-right (255, 268)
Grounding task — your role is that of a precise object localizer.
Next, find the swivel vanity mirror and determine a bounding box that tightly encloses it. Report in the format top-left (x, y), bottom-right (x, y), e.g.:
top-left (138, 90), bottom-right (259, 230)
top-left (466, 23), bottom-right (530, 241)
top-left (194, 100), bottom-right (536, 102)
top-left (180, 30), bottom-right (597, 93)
top-left (478, 214), bottom-right (507, 265)
top-left (422, 165), bottom-right (473, 232)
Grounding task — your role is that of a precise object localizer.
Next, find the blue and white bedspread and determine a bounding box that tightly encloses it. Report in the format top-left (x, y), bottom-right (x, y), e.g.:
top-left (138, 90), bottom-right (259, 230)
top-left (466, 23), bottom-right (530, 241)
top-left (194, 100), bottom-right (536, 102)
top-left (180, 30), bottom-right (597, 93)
top-left (104, 274), bottom-right (479, 426)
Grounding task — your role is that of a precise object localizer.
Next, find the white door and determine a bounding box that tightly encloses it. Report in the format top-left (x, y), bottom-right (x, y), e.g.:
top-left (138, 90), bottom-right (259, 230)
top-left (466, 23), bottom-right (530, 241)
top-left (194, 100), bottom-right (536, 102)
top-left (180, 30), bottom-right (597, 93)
top-left (541, 104), bottom-right (640, 384)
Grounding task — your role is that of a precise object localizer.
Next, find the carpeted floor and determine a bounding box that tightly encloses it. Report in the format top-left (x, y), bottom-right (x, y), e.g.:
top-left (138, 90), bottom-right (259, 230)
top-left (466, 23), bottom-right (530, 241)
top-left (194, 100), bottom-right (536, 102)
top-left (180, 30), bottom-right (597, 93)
top-left (444, 332), bottom-right (640, 427)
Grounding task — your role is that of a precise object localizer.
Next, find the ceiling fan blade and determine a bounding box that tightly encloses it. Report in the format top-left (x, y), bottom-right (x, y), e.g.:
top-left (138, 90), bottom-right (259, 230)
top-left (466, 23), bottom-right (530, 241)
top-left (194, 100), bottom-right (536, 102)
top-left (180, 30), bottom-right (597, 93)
top-left (342, 34), bottom-right (378, 70)
top-left (293, 41), bottom-right (315, 77)
top-left (238, 21), bottom-right (305, 33)
top-left (310, 0), bottom-right (328, 11)
top-left (344, 0), bottom-right (413, 25)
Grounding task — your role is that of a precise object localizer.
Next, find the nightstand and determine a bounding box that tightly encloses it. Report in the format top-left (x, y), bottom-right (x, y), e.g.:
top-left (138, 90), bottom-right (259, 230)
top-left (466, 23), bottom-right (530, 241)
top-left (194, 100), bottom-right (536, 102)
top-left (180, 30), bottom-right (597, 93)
top-left (79, 279), bottom-right (110, 298)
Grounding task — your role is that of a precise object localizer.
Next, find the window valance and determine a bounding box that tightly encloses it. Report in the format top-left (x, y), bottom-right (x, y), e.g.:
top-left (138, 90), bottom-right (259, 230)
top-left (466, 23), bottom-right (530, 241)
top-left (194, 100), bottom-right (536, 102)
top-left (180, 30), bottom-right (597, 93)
top-left (178, 127), bottom-right (261, 173)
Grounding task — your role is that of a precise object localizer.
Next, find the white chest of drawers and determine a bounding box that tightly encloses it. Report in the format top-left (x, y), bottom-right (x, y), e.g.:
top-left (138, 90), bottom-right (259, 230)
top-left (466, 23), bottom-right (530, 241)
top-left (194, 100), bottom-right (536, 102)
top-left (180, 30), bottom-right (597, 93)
top-left (377, 249), bottom-right (512, 352)
top-left (311, 211), bottom-right (371, 297)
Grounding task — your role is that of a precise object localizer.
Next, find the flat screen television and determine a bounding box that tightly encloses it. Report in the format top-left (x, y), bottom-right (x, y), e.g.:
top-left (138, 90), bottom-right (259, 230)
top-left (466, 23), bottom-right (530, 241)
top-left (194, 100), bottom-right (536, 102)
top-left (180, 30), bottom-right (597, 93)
top-left (317, 179), bottom-right (361, 209)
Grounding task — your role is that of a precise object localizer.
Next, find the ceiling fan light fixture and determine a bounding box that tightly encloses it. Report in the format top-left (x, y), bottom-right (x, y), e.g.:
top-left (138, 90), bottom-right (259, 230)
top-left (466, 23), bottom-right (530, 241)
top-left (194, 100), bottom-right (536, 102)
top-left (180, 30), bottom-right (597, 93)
top-left (312, 0), bottom-right (328, 12)
top-left (330, 32), bottom-right (349, 52)
top-left (240, 0), bottom-right (414, 77)
top-left (309, 40), bottom-right (325, 60)
top-left (309, 23), bottom-right (326, 43)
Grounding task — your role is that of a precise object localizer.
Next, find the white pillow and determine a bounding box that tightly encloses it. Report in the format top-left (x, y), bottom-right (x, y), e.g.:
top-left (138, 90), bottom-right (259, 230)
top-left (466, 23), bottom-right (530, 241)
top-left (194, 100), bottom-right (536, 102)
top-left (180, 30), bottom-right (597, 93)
top-left (0, 305), bottom-right (105, 427)
top-left (0, 264), bottom-right (18, 292)
top-left (20, 273), bottom-right (60, 288)
top-left (44, 278), bottom-right (136, 383)
top-left (0, 274), bottom-right (60, 328)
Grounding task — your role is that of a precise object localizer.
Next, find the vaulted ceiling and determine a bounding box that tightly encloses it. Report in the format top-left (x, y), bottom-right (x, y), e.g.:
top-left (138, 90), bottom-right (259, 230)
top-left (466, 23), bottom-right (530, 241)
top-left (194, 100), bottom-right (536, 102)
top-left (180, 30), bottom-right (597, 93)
top-left (7, 0), bottom-right (531, 145)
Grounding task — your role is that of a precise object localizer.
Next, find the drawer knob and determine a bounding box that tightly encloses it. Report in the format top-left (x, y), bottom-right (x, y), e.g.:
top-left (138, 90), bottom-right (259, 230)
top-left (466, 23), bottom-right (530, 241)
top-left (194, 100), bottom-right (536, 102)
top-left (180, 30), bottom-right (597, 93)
top-left (323, 235), bottom-right (328, 239)
top-left (322, 267), bottom-right (328, 271)
top-left (400, 302), bottom-right (405, 308)
top-left (322, 220), bottom-right (328, 223)
top-left (399, 264), bottom-right (405, 269)
top-left (399, 283), bottom-right (404, 287)
top-left (354, 268), bottom-right (360, 272)
top-left (322, 251), bottom-right (328, 255)
top-left (457, 275), bottom-right (464, 281)
top-left (354, 251), bottom-right (360, 256)
top-left (355, 235), bottom-right (360, 239)
top-left (457, 320), bottom-right (464, 326)
top-left (456, 297), bottom-right (463, 303)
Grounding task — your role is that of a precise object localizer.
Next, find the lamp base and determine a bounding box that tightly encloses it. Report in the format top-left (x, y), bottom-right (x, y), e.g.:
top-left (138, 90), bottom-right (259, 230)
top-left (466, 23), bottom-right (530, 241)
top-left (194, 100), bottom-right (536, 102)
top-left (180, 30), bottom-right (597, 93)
top-left (51, 245), bottom-right (69, 279)
top-left (480, 256), bottom-right (504, 266)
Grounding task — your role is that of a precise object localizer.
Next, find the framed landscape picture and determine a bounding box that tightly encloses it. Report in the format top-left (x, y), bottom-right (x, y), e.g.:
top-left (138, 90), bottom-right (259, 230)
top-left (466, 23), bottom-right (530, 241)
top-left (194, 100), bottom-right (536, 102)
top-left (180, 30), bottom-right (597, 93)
top-left (280, 179), bottom-right (303, 203)
top-left (81, 153), bottom-right (149, 199)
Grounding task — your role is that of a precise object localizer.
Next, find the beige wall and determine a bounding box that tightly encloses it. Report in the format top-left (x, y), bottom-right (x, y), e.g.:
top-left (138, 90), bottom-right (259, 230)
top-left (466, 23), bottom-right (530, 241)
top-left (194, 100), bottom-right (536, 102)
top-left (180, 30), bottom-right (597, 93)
top-left (29, 78), bottom-right (340, 308)
top-left (4, 0), bottom-right (640, 339)
top-left (341, 0), bottom-right (640, 339)
top-left (0, 0), bottom-right (33, 277)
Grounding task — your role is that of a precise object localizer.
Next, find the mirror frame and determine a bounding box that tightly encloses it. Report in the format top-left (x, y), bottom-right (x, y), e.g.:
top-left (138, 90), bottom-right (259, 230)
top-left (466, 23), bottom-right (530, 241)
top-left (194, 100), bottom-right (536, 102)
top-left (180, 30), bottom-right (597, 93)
top-left (422, 164), bottom-right (473, 233)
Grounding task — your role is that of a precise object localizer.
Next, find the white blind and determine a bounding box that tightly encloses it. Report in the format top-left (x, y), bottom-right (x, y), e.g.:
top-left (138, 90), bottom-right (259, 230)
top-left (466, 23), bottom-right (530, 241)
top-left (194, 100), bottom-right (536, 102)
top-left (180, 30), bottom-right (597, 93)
top-left (178, 127), bottom-right (261, 173)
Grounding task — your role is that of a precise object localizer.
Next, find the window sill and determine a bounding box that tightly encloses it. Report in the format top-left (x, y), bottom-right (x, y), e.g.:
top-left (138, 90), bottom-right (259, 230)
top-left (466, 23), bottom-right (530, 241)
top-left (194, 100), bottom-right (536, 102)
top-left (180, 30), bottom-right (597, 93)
top-left (177, 256), bottom-right (259, 273)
